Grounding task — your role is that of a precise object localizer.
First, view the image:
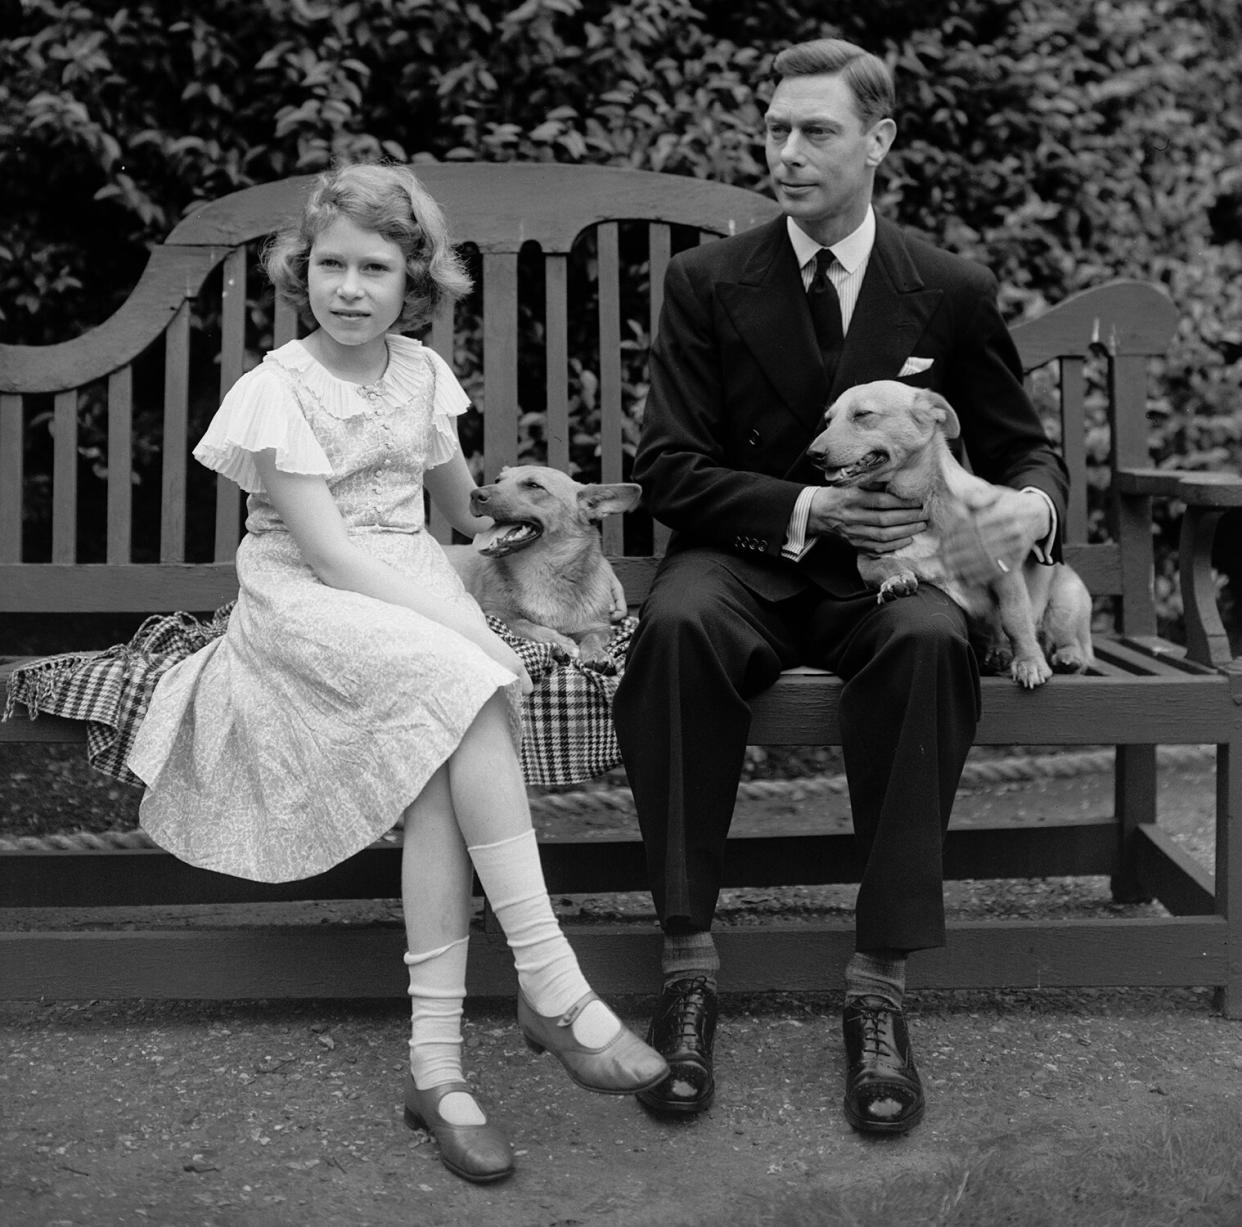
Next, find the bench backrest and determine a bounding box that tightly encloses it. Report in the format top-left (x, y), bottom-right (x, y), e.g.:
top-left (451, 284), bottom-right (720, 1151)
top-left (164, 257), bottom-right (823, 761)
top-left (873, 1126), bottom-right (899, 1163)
top-left (0, 165), bottom-right (1178, 634)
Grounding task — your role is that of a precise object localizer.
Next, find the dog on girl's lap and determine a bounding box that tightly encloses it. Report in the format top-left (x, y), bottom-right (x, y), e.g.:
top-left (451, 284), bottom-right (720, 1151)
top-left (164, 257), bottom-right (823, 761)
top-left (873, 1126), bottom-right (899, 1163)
top-left (807, 380), bottom-right (1094, 688)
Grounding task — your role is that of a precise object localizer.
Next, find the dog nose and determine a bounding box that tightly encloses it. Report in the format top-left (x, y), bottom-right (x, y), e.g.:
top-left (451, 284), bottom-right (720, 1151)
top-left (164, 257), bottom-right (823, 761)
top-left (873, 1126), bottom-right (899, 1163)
top-left (470, 488), bottom-right (488, 511)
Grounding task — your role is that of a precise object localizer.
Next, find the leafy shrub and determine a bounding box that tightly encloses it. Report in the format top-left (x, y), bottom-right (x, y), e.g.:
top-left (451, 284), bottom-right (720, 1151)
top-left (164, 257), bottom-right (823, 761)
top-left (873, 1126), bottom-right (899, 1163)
top-left (2, 0), bottom-right (1239, 635)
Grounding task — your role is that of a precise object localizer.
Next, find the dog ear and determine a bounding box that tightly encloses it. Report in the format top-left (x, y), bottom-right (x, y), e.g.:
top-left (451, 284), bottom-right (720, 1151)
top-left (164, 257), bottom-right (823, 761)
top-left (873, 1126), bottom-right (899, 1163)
top-left (913, 390), bottom-right (961, 440)
top-left (578, 482), bottom-right (642, 519)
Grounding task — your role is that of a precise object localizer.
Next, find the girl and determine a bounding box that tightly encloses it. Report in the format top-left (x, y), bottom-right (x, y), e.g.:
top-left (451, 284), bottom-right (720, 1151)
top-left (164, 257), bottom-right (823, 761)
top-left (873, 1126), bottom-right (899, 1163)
top-left (128, 162), bottom-right (666, 1185)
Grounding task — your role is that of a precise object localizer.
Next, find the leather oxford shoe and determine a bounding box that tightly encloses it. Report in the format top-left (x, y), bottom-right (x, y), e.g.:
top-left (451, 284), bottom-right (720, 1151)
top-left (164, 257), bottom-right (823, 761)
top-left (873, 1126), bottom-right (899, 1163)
top-left (841, 996), bottom-right (925, 1135)
top-left (637, 976), bottom-right (718, 1115)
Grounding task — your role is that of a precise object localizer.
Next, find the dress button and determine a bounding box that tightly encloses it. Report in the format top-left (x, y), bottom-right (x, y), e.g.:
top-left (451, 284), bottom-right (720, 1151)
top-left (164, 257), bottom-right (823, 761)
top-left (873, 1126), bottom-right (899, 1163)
top-left (746, 429), bottom-right (761, 447)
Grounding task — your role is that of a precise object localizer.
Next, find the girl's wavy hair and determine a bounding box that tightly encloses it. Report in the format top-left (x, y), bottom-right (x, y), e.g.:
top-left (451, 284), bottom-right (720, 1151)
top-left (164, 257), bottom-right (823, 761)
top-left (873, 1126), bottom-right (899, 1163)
top-left (265, 162), bottom-right (472, 332)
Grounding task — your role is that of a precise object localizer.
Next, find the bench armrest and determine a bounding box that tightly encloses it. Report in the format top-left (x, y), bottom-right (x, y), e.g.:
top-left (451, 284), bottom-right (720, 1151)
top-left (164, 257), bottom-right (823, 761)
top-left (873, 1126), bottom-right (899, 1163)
top-left (1114, 467), bottom-right (1242, 507)
top-left (1115, 468), bottom-right (1242, 672)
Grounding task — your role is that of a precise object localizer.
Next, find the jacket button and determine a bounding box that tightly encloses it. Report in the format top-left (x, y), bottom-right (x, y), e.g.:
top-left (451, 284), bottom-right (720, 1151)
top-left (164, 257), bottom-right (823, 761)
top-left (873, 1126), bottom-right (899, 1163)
top-left (746, 429), bottom-right (761, 447)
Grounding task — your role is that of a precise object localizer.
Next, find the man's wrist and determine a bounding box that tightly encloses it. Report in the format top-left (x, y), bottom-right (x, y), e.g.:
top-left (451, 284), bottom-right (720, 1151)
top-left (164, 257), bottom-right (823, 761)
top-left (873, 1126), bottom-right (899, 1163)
top-left (1021, 486), bottom-right (1057, 562)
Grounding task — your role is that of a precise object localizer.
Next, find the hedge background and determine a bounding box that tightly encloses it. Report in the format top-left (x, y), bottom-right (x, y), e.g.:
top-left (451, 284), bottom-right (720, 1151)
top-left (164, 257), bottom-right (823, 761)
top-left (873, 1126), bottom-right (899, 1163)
top-left (2, 0), bottom-right (1240, 639)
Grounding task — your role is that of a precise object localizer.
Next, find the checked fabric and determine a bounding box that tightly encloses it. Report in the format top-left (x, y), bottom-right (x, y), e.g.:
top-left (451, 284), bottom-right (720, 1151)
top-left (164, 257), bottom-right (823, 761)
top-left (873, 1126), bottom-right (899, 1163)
top-left (3, 606), bottom-right (635, 789)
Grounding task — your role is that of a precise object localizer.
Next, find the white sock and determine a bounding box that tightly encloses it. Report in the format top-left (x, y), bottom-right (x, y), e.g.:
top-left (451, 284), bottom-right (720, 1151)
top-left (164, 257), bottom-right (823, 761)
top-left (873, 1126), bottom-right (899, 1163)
top-left (404, 938), bottom-right (485, 1126)
top-left (468, 829), bottom-right (620, 1049)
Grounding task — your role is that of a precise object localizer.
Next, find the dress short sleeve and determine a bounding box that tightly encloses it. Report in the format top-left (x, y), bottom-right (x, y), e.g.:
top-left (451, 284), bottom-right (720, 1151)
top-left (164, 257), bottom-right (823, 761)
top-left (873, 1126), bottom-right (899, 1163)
top-left (193, 364), bottom-right (333, 493)
top-left (422, 346), bottom-right (472, 469)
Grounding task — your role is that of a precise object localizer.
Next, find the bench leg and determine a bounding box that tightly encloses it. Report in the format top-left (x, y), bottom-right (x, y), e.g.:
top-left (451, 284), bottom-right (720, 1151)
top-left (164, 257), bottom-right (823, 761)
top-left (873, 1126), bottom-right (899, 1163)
top-left (1112, 744), bottom-right (1156, 904)
top-left (1215, 736), bottom-right (1241, 1018)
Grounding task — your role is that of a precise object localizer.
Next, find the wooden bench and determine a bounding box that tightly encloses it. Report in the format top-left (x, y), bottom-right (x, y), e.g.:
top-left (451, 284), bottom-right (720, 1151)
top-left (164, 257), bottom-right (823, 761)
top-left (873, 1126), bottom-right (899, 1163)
top-left (3, 165), bottom-right (1240, 1009)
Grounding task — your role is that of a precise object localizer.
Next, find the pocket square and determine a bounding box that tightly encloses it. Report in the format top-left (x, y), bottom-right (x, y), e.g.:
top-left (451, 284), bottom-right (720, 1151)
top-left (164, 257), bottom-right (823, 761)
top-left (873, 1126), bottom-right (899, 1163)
top-left (898, 356), bottom-right (934, 378)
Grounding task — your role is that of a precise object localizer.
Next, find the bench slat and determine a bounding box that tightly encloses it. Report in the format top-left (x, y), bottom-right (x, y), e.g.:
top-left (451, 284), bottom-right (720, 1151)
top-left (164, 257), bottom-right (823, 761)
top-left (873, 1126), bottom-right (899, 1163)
top-left (1058, 355), bottom-right (1089, 540)
top-left (274, 294), bottom-right (298, 347)
top-left (747, 668), bottom-right (1235, 746)
top-left (0, 394), bottom-right (21, 561)
top-left (159, 305), bottom-right (190, 563)
top-left (482, 251), bottom-right (519, 478)
top-left (213, 247), bottom-right (247, 561)
top-left (545, 253), bottom-right (571, 473)
top-left (0, 818), bottom-right (1124, 908)
top-left (51, 390), bottom-right (78, 563)
top-left (106, 367), bottom-right (134, 564)
top-left (0, 562), bottom-right (238, 612)
top-left (0, 918), bottom-right (1226, 1001)
top-left (1009, 280), bottom-right (1179, 367)
top-left (597, 222), bottom-right (625, 553)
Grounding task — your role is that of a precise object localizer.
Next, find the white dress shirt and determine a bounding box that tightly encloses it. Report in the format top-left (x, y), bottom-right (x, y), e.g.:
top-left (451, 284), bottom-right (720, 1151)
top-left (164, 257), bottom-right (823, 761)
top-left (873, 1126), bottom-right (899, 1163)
top-left (777, 211), bottom-right (1058, 564)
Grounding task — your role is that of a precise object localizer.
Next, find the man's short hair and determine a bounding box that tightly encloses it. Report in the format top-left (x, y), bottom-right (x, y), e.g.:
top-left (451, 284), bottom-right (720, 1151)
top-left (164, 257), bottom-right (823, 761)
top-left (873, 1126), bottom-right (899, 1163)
top-left (772, 38), bottom-right (895, 128)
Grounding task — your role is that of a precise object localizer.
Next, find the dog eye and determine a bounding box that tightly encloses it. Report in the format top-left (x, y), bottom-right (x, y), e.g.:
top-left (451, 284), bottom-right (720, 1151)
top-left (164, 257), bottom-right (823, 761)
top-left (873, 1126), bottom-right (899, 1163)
top-left (853, 409), bottom-right (873, 420)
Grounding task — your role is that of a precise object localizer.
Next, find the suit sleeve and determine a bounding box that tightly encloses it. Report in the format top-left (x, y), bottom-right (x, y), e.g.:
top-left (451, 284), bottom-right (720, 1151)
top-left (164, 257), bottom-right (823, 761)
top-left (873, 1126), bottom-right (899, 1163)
top-left (943, 272), bottom-right (1069, 559)
top-left (633, 254), bottom-right (806, 557)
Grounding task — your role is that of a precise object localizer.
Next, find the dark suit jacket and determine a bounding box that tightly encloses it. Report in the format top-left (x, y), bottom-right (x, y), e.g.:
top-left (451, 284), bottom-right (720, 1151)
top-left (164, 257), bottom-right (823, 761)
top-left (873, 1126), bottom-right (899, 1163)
top-left (633, 214), bottom-right (1070, 600)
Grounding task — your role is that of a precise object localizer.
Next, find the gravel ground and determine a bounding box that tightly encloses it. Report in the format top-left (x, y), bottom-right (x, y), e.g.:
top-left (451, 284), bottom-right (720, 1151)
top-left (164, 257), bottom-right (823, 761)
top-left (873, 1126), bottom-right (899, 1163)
top-left (3, 987), bottom-right (1241, 1227)
top-left (3, 755), bottom-right (1240, 1225)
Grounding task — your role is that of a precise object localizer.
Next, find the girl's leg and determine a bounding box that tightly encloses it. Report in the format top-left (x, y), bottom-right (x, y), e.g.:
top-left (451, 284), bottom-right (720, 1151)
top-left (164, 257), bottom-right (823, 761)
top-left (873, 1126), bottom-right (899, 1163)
top-left (402, 766), bottom-right (485, 1127)
top-left (448, 694), bottom-right (647, 1056)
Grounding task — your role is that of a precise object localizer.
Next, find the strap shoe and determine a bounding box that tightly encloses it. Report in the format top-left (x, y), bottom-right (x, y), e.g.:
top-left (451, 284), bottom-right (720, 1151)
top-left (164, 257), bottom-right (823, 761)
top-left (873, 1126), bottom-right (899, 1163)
top-left (403, 1075), bottom-right (515, 1184)
top-left (518, 991), bottom-right (668, 1094)
top-left (636, 976), bottom-right (718, 1115)
top-left (841, 996), bottom-right (925, 1135)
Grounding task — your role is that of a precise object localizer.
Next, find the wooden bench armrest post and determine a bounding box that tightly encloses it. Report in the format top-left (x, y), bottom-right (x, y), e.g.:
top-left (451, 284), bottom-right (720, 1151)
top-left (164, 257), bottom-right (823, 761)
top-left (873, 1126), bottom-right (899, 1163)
top-left (1114, 468), bottom-right (1242, 671)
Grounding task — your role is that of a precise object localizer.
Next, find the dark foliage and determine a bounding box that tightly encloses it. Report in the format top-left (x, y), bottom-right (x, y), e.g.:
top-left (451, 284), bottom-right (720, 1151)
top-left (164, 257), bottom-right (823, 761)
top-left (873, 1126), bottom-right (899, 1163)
top-left (2, 0), bottom-right (1240, 634)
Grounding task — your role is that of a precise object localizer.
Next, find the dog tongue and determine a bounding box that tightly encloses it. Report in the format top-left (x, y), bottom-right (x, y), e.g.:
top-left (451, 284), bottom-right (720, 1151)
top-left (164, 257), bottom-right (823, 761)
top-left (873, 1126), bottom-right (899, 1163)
top-left (473, 523), bottom-right (537, 557)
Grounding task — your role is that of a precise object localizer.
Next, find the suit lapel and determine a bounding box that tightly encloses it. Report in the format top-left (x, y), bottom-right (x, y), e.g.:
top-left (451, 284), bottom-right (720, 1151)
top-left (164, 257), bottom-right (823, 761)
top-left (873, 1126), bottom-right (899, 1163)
top-left (717, 219), bottom-right (827, 434)
top-left (716, 217), bottom-right (945, 432)
top-left (831, 218), bottom-right (942, 401)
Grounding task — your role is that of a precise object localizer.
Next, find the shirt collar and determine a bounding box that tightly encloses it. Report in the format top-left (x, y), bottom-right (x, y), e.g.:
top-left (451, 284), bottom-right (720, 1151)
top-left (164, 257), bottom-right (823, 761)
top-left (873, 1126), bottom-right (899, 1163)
top-left (787, 206), bottom-right (876, 275)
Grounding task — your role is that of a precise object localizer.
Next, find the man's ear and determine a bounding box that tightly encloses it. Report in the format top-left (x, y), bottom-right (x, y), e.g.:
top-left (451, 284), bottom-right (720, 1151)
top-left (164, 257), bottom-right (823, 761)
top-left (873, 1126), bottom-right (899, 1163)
top-left (866, 117), bottom-right (897, 167)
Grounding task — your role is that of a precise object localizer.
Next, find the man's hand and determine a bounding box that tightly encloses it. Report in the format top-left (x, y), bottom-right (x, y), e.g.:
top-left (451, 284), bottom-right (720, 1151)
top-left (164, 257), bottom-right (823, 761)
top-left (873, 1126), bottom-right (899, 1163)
top-left (940, 487), bottom-right (1052, 584)
top-left (807, 486), bottom-right (929, 554)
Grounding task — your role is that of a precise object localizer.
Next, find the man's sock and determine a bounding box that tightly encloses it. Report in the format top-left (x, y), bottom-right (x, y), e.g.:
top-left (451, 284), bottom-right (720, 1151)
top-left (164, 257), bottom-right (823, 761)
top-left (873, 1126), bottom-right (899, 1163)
top-left (844, 949), bottom-right (907, 1010)
top-left (661, 929), bottom-right (720, 989)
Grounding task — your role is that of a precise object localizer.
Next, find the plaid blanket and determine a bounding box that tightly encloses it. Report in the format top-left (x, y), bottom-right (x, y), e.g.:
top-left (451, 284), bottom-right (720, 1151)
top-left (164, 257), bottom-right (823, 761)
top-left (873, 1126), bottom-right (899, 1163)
top-left (3, 605), bottom-right (635, 788)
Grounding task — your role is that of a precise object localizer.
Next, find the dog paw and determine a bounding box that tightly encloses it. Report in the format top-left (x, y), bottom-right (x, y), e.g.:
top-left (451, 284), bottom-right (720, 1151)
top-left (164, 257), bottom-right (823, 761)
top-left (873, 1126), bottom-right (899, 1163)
top-left (578, 651), bottom-right (618, 675)
top-left (1049, 647), bottom-right (1089, 674)
top-left (982, 647), bottom-right (1013, 675)
top-left (876, 573), bottom-right (919, 603)
top-left (1011, 655), bottom-right (1053, 688)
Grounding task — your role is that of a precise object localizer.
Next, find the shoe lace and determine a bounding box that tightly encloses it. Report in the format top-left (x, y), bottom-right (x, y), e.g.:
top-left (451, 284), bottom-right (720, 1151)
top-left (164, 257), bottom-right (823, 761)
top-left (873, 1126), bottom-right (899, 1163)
top-left (854, 999), bottom-right (898, 1062)
top-left (669, 976), bottom-right (713, 1045)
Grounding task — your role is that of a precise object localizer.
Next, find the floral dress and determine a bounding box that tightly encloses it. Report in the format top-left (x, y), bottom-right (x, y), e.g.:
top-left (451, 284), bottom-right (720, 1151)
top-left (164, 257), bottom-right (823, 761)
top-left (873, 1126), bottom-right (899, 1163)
top-left (128, 335), bottom-right (519, 882)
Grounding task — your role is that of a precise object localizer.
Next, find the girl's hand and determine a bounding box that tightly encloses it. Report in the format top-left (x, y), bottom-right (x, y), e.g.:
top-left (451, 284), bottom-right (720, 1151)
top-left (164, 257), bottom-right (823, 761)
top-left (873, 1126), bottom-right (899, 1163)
top-left (465, 627), bottom-right (534, 696)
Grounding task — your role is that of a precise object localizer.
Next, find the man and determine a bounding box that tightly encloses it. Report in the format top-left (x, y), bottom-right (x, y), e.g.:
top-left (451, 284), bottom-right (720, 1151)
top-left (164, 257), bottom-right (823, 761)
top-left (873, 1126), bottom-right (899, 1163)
top-left (613, 37), bottom-right (1067, 1134)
